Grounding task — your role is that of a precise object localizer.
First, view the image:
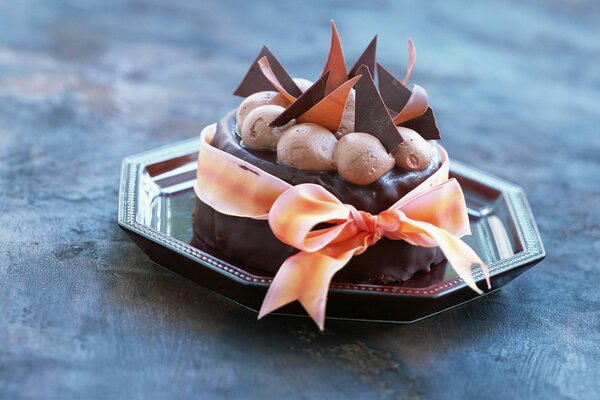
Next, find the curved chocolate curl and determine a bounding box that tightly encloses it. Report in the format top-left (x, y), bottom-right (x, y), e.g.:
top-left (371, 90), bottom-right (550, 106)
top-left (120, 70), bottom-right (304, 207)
top-left (321, 20), bottom-right (347, 95)
top-left (348, 35), bottom-right (377, 79)
top-left (233, 46), bottom-right (302, 98)
top-left (402, 38), bottom-right (416, 86)
top-left (297, 75), bottom-right (361, 132)
top-left (354, 65), bottom-right (403, 152)
top-left (270, 72), bottom-right (330, 127)
top-left (392, 84), bottom-right (429, 125)
top-left (258, 57), bottom-right (297, 103)
top-left (377, 63), bottom-right (441, 140)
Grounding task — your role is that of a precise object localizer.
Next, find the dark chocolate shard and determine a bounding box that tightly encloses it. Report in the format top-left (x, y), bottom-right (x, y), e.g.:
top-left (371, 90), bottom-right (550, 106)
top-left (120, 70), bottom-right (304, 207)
top-left (400, 108), bottom-right (441, 140)
top-left (349, 35), bottom-right (377, 79)
top-left (376, 63), bottom-right (412, 113)
top-left (377, 63), bottom-right (441, 140)
top-left (233, 46), bottom-right (302, 98)
top-left (270, 71), bottom-right (330, 127)
top-left (354, 65), bottom-right (403, 151)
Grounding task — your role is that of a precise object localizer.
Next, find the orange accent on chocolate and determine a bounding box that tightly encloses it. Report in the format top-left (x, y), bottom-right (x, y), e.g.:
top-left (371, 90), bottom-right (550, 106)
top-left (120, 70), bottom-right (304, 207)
top-left (257, 57), bottom-right (297, 103)
top-left (402, 38), bottom-right (416, 86)
top-left (297, 75), bottom-right (361, 132)
top-left (321, 20), bottom-right (348, 95)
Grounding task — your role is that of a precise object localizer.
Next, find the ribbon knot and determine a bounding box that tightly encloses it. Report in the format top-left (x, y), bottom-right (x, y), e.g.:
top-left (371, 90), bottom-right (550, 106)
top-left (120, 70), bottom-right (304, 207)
top-left (348, 207), bottom-right (384, 251)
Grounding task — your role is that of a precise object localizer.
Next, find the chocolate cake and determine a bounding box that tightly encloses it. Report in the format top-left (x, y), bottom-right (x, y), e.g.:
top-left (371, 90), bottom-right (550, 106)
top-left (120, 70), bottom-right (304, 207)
top-left (192, 110), bottom-right (445, 283)
top-left (192, 21), bottom-right (456, 284)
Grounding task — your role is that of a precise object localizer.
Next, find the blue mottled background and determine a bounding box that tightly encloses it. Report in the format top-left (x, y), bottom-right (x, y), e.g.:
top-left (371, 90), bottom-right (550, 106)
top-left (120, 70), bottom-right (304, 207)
top-left (0, 1), bottom-right (599, 399)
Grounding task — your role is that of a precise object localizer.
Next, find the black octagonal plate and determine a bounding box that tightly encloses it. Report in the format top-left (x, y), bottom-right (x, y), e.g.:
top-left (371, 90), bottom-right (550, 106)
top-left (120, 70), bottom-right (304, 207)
top-left (118, 137), bottom-right (545, 323)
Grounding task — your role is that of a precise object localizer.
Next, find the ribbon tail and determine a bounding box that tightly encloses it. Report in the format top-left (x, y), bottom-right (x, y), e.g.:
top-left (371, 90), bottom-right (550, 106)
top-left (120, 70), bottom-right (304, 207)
top-left (258, 250), bottom-right (353, 330)
top-left (401, 218), bottom-right (491, 294)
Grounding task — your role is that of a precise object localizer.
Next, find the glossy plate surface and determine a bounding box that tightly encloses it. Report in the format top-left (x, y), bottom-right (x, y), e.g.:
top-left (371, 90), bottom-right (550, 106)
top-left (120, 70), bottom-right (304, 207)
top-left (118, 137), bottom-right (545, 323)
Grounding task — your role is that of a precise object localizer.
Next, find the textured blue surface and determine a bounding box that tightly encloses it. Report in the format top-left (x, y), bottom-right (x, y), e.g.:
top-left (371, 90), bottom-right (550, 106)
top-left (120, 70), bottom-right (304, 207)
top-left (0, 1), bottom-right (599, 399)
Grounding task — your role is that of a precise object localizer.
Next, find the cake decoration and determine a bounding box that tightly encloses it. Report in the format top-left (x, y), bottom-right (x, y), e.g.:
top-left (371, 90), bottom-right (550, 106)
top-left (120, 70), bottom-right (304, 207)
top-left (391, 84), bottom-right (429, 124)
top-left (321, 20), bottom-right (348, 94)
top-left (233, 46), bottom-right (301, 98)
top-left (334, 132), bottom-right (394, 185)
top-left (270, 72), bottom-right (330, 126)
top-left (257, 57), bottom-right (298, 103)
top-left (401, 38), bottom-right (416, 86)
top-left (192, 20), bottom-right (491, 329)
top-left (240, 105), bottom-right (292, 151)
top-left (354, 64), bottom-right (403, 152)
top-left (294, 75), bottom-right (361, 132)
top-left (377, 63), bottom-right (412, 113)
top-left (235, 91), bottom-right (288, 130)
top-left (399, 108), bottom-right (441, 140)
top-left (336, 88), bottom-right (355, 136)
top-left (392, 127), bottom-right (434, 171)
top-left (277, 123), bottom-right (337, 170)
top-left (376, 62), bottom-right (441, 140)
top-left (348, 35), bottom-right (377, 79)
top-left (260, 178), bottom-right (484, 330)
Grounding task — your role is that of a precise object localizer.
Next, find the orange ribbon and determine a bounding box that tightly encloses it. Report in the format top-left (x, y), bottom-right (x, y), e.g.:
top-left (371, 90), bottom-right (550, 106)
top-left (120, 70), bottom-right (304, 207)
top-left (260, 181), bottom-right (489, 329)
top-left (195, 124), bottom-right (490, 329)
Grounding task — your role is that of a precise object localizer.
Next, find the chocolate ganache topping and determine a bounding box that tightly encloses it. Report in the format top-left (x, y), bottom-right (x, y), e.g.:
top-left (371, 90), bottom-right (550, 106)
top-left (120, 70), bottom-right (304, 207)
top-left (212, 110), bottom-right (442, 215)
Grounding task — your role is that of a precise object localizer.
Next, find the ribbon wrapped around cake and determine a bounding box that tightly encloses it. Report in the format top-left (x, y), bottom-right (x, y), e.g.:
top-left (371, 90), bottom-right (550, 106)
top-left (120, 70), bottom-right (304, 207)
top-left (194, 124), bottom-right (490, 329)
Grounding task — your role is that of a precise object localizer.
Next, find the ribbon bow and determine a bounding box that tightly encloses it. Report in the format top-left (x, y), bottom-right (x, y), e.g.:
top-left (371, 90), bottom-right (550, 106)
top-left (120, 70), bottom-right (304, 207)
top-left (259, 181), bottom-right (489, 329)
top-left (195, 123), bottom-right (490, 330)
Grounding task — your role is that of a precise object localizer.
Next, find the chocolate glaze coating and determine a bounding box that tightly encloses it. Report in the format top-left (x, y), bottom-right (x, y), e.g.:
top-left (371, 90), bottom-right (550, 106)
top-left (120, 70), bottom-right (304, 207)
top-left (192, 109), bottom-right (446, 283)
top-left (213, 110), bottom-right (442, 213)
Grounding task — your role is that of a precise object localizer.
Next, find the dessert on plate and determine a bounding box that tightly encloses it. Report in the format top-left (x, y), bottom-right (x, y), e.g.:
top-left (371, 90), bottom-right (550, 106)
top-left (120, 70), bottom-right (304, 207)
top-left (192, 21), bottom-right (489, 329)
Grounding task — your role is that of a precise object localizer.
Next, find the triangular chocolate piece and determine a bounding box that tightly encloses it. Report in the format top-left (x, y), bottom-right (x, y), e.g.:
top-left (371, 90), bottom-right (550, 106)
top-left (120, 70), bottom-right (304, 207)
top-left (270, 72), bottom-right (330, 127)
top-left (297, 75), bottom-right (361, 131)
top-left (376, 63), bottom-right (412, 113)
top-left (355, 65), bottom-right (402, 151)
top-left (321, 20), bottom-right (347, 95)
top-left (400, 108), bottom-right (441, 140)
top-left (349, 35), bottom-right (377, 79)
top-left (233, 46), bottom-right (302, 98)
